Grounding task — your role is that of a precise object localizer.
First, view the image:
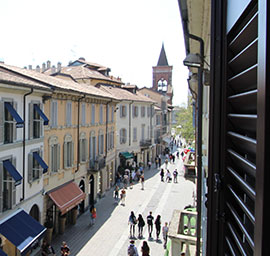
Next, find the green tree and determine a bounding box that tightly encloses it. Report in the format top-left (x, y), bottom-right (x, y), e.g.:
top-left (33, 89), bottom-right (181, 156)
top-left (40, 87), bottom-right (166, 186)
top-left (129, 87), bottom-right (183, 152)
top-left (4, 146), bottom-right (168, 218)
top-left (174, 101), bottom-right (195, 145)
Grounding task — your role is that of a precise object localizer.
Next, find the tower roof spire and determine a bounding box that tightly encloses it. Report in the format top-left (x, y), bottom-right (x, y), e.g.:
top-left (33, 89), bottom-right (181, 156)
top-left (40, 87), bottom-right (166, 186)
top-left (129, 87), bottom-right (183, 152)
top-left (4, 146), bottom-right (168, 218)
top-left (157, 43), bottom-right (169, 66)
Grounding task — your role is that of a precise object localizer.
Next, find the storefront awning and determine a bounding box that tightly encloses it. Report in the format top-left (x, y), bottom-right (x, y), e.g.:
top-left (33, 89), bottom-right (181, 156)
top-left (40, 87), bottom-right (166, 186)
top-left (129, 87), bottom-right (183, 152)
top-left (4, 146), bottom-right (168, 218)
top-left (119, 152), bottom-right (134, 159)
top-left (4, 102), bottom-right (24, 128)
top-left (0, 209), bottom-right (46, 256)
top-left (33, 152), bottom-right (48, 173)
top-left (34, 104), bottom-right (49, 125)
top-left (3, 160), bottom-right (22, 186)
top-left (48, 182), bottom-right (86, 215)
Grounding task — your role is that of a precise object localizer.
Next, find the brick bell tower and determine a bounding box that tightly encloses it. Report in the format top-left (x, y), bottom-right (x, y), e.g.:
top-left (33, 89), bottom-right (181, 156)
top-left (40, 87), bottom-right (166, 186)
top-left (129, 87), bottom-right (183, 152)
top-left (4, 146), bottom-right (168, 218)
top-left (152, 43), bottom-right (173, 104)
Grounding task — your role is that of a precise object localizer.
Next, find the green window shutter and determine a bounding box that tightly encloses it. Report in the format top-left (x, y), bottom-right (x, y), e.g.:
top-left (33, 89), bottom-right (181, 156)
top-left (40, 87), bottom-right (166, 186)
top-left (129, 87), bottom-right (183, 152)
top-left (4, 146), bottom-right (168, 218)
top-left (57, 143), bottom-right (60, 170)
top-left (29, 102), bottom-right (34, 139)
top-left (12, 158), bottom-right (16, 207)
top-left (63, 142), bottom-right (67, 169)
top-left (0, 101), bottom-right (4, 144)
top-left (0, 162), bottom-right (3, 212)
top-left (28, 152), bottom-right (33, 184)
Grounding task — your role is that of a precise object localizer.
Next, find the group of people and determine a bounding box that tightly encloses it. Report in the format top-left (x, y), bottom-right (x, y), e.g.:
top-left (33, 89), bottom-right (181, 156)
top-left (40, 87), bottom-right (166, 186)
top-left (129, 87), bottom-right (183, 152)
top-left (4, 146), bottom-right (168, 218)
top-left (41, 240), bottom-right (70, 256)
top-left (160, 168), bottom-right (179, 183)
top-left (128, 211), bottom-right (169, 248)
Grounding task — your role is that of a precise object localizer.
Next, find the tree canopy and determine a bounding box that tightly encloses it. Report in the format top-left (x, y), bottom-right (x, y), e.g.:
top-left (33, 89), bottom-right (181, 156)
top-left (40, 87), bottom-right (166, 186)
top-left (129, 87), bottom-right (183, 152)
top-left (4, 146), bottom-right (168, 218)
top-left (173, 101), bottom-right (195, 145)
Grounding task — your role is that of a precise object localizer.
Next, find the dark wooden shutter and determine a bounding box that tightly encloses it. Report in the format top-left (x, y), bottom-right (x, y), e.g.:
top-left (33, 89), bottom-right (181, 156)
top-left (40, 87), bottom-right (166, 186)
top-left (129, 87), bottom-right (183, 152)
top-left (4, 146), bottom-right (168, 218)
top-left (208, 0), bottom-right (265, 255)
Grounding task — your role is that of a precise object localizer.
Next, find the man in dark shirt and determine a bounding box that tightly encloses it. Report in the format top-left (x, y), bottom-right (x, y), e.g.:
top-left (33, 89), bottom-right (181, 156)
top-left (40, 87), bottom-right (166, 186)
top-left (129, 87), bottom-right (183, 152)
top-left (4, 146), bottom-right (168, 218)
top-left (147, 211), bottom-right (154, 238)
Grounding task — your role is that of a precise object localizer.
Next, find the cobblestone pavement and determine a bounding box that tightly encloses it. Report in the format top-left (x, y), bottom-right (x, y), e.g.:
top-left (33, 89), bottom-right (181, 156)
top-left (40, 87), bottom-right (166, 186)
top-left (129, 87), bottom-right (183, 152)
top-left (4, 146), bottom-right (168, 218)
top-left (51, 146), bottom-right (196, 255)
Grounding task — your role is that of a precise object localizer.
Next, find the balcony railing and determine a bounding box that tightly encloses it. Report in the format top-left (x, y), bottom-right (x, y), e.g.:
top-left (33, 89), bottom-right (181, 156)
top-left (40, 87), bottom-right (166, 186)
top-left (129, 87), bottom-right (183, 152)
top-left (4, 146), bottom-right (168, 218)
top-left (140, 139), bottom-right (152, 148)
top-left (168, 209), bottom-right (199, 256)
top-left (88, 156), bottom-right (106, 172)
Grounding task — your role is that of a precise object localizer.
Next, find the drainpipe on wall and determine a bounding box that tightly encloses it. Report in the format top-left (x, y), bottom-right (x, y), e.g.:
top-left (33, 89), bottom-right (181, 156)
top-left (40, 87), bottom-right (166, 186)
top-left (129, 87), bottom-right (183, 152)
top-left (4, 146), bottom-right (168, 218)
top-left (105, 100), bottom-right (112, 158)
top-left (185, 32), bottom-right (204, 256)
top-left (76, 94), bottom-right (86, 173)
top-left (21, 88), bottom-right (33, 201)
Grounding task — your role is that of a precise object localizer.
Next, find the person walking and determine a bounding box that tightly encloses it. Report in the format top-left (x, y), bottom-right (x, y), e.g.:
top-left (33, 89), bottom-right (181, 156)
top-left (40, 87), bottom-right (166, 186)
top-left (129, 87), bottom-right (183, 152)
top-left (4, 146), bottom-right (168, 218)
top-left (140, 174), bottom-right (145, 190)
top-left (60, 241), bottom-right (70, 256)
top-left (127, 240), bottom-right (139, 256)
top-left (128, 211), bottom-right (137, 238)
top-left (141, 241), bottom-right (150, 256)
top-left (137, 214), bottom-right (145, 238)
top-left (162, 222), bottom-right (169, 249)
top-left (158, 156), bottom-right (161, 167)
top-left (90, 205), bottom-right (97, 225)
top-left (160, 168), bottom-right (164, 182)
top-left (120, 188), bottom-right (126, 206)
top-left (147, 211), bottom-right (154, 238)
top-left (173, 169), bottom-right (178, 183)
top-left (154, 215), bottom-right (161, 240)
top-left (114, 185), bottom-right (119, 201)
top-left (166, 170), bottom-right (172, 182)
top-left (41, 240), bottom-right (55, 256)
top-left (155, 156), bottom-right (159, 168)
top-left (147, 160), bottom-right (152, 170)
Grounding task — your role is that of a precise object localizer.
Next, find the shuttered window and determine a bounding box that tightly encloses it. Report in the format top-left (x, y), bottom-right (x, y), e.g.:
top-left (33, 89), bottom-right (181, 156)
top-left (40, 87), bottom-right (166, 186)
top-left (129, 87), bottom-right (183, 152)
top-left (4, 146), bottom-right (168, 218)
top-left (81, 103), bottom-right (86, 126)
top-left (209, 1), bottom-right (260, 255)
top-left (66, 101), bottom-right (72, 127)
top-left (91, 104), bottom-right (95, 125)
top-left (0, 158), bottom-right (16, 212)
top-left (51, 100), bottom-right (58, 128)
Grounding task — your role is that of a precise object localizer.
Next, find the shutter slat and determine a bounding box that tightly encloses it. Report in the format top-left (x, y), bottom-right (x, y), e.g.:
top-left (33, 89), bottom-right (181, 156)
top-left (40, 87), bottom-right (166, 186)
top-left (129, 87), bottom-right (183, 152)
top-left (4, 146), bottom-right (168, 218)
top-left (227, 149), bottom-right (256, 178)
top-left (226, 202), bottom-right (254, 249)
top-left (228, 131), bottom-right (256, 156)
top-left (228, 39), bottom-right (257, 77)
top-left (228, 90), bottom-right (257, 114)
top-left (227, 167), bottom-right (255, 200)
top-left (228, 64), bottom-right (257, 94)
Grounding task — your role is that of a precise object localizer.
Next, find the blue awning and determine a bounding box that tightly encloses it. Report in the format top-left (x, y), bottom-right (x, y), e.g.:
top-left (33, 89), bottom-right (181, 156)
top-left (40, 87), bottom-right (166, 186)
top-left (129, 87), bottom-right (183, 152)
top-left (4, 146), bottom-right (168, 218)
top-left (0, 249), bottom-right (7, 256)
top-left (3, 160), bottom-right (22, 186)
top-left (34, 104), bottom-right (49, 125)
top-left (0, 209), bottom-right (46, 256)
top-left (4, 102), bottom-right (24, 128)
top-left (33, 152), bottom-right (48, 173)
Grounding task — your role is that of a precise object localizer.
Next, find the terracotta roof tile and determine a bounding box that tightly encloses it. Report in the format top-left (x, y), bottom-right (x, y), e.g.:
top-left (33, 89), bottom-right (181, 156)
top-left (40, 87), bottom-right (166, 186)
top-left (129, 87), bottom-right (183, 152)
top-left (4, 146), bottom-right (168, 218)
top-left (99, 85), bottom-right (156, 104)
top-left (0, 67), bottom-right (50, 90)
top-left (0, 63), bottom-right (116, 99)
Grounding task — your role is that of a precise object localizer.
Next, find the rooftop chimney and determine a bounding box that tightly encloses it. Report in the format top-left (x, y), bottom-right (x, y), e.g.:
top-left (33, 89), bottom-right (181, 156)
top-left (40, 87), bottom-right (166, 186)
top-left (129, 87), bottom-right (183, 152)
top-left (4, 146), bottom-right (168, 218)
top-left (51, 65), bottom-right (56, 74)
top-left (36, 65), bottom-right (40, 72)
top-left (57, 62), bottom-right (61, 72)
top-left (42, 63), bottom-right (46, 72)
top-left (47, 60), bottom-right (51, 69)
top-left (28, 65), bottom-right (32, 70)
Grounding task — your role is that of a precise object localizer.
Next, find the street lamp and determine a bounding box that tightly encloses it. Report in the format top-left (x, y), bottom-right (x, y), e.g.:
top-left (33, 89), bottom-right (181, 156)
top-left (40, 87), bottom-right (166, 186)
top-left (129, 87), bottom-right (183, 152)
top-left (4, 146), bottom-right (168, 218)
top-left (183, 33), bottom-right (204, 256)
top-left (183, 53), bottom-right (202, 68)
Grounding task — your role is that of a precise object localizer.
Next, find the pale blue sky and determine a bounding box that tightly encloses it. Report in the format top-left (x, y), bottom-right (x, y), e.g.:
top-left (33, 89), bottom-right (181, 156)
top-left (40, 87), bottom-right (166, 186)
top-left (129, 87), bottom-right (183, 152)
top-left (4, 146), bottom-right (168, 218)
top-left (0, 0), bottom-right (188, 106)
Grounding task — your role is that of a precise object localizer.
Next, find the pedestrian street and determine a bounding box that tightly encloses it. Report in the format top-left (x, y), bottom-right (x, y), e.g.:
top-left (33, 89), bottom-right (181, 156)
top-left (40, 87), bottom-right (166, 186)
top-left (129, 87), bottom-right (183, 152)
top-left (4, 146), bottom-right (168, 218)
top-left (51, 147), bottom-right (196, 255)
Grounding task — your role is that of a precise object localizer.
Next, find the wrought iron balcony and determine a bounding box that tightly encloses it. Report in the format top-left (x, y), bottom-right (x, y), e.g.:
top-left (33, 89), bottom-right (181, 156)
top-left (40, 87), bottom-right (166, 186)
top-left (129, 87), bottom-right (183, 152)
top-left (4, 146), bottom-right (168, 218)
top-left (88, 156), bottom-right (106, 172)
top-left (140, 139), bottom-right (152, 148)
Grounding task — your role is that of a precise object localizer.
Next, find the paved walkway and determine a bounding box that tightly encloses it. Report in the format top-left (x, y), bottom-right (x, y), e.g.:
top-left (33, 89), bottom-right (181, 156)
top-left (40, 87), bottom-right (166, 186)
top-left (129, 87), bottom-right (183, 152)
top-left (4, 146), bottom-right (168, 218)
top-left (51, 146), bottom-right (196, 255)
